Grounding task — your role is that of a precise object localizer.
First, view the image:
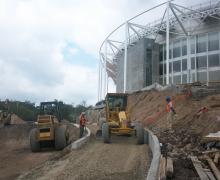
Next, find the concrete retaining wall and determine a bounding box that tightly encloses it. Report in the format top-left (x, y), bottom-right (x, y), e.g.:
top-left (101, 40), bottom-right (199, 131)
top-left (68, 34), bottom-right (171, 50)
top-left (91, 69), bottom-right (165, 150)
top-left (66, 123), bottom-right (91, 150)
top-left (145, 128), bottom-right (161, 180)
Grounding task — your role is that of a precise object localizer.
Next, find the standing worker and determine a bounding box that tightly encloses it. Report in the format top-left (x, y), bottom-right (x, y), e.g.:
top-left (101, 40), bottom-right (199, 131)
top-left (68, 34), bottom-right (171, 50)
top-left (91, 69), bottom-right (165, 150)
top-left (166, 96), bottom-right (176, 131)
top-left (79, 112), bottom-right (87, 138)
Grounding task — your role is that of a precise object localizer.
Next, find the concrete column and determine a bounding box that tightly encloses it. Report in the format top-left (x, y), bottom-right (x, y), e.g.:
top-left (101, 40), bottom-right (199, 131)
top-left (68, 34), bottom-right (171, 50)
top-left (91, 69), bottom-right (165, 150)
top-left (166, 2), bottom-right (170, 85)
top-left (98, 59), bottom-right (101, 100)
top-left (187, 35), bottom-right (191, 83)
top-left (124, 22), bottom-right (129, 93)
top-left (104, 40), bottom-right (107, 96)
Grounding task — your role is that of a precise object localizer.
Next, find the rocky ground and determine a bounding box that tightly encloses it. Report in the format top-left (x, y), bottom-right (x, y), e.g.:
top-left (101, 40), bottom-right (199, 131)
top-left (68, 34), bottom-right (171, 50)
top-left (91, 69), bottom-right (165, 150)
top-left (128, 86), bottom-right (220, 179)
top-left (0, 121), bottom-right (78, 180)
top-left (18, 124), bottom-right (150, 180)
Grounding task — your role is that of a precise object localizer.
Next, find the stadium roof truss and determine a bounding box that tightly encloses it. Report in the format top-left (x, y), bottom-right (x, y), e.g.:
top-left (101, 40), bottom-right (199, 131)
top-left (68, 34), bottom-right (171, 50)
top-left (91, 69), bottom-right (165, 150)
top-left (98, 0), bottom-right (220, 100)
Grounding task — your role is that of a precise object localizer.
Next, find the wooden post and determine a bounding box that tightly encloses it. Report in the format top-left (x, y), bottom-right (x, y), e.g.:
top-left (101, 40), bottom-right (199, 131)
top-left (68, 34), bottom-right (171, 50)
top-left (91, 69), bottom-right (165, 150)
top-left (166, 157), bottom-right (173, 178)
top-left (159, 156), bottom-right (166, 180)
top-left (203, 169), bottom-right (216, 180)
top-left (214, 153), bottom-right (220, 164)
top-left (205, 155), bottom-right (220, 180)
top-left (190, 156), bottom-right (209, 180)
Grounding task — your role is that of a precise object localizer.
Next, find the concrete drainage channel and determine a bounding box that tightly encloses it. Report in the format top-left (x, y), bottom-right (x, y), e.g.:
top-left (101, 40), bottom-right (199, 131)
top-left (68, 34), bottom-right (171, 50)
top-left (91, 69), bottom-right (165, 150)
top-left (144, 128), bottom-right (161, 180)
top-left (66, 123), bottom-right (91, 150)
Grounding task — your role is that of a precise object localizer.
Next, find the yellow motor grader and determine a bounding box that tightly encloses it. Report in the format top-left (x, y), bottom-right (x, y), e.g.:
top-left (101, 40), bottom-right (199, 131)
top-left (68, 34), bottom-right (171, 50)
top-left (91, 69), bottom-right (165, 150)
top-left (97, 93), bottom-right (144, 144)
top-left (29, 101), bottom-right (67, 152)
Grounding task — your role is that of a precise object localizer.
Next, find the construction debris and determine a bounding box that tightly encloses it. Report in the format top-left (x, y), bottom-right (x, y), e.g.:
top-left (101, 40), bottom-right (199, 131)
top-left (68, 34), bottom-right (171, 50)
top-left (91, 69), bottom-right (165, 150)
top-left (203, 131), bottom-right (220, 142)
top-left (203, 168), bottom-right (216, 180)
top-left (194, 107), bottom-right (208, 118)
top-left (159, 156), bottom-right (166, 180)
top-left (204, 155), bottom-right (220, 180)
top-left (190, 156), bottom-right (209, 180)
top-left (166, 157), bottom-right (174, 178)
top-left (214, 153), bottom-right (220, 164)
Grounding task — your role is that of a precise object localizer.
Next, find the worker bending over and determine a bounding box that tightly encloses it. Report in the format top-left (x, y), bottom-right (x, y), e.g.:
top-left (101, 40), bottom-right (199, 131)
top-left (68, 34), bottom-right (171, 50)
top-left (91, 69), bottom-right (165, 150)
top-left (79, 112), bottom-right (87, 138)
top-left (166, 96), bottom-right (176, 131)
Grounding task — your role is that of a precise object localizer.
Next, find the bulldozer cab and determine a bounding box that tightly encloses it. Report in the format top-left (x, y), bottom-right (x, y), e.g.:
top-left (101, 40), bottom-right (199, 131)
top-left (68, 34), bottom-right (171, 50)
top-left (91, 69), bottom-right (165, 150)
top-left (30, 101), bottom-right (67, 152)
top-left (39, 101), bottom-right (61, 122)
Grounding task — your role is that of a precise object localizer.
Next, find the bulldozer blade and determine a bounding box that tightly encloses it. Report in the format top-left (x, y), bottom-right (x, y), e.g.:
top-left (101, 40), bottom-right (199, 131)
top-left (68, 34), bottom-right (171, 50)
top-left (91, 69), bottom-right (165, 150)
top-left (96, 130), bottom-right (102, 140)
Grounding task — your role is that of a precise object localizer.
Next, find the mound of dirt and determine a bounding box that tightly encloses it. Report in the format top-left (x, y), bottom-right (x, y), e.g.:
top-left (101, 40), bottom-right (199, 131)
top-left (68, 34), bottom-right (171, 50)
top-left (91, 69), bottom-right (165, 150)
top-left (10, 114), bottom-right (26, 125)
top-left (127, 88), bottom-right (220, 179)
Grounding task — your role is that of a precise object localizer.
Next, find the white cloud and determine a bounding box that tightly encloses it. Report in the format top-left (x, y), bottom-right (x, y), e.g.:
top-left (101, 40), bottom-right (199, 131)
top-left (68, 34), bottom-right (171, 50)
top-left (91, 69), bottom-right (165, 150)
top-left (68, 48), bottom-right (79, 56)
top-left (0, 0), bottom-right (209, 105)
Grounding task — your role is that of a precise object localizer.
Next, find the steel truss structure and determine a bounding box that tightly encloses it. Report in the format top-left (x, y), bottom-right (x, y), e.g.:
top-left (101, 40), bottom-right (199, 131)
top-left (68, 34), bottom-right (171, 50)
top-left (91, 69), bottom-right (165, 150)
top-left (98, 0), bottom-right (220, 100)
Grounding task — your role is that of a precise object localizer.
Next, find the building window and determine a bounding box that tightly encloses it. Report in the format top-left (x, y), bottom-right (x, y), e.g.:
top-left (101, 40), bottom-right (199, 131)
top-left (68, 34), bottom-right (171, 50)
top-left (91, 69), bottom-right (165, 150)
top-left (197, 34), bottom-right (207, 53)
top-left (190, 37), bottom-right (195, 54)
top-left (196, 56), bottom-right (207, 69)
top-left (182, 39), bottom-right (187, 56)
top-left (197, 72), bottom-right (207, 82)
top-left (191, 57), bottom-right (195, 69)
top-left (173, 61), bottom-right (181, 73)
top-left (209, 70), bottom-right (220, 81)
top-left (159, 64), bottom-right (163, 75)
top-left (164, 63), bottom-right (166, 74)
top-left (173, 40), bottom-right (181, 58)
top-left (159, 45), bottom-right (163, 62)
top-left (173, 75), bottom-right (181, 84)
top-left (182, 74), bottom-right (187, 84)
top-left (208, 54), bottom-right (219, 67)
top-left (182, 59), bottom-right (187, 71)
top-left (169, 44), bottom-right (172, 59)
top-left (169, 62), bottom-right (172, 73)
top-left (208, 32), bottom-right (219, 51)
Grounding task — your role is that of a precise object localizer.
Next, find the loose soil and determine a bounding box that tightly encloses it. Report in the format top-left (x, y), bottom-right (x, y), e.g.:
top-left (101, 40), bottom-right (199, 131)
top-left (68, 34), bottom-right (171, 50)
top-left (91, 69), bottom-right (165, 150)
top-left (128, 89), bottom-right (220, 179)
top-left (0, 121), bottom-right (78, 180)
top-left (17, 124), bottom-right (151, 180)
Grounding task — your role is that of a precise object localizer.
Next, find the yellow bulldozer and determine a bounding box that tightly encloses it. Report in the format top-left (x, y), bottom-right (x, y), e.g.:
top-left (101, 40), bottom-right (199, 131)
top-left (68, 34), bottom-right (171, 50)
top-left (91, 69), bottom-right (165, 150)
top-left (29, 101), bottom-right (67, 152)
top-left (97, 93), bottom-right (144, 144)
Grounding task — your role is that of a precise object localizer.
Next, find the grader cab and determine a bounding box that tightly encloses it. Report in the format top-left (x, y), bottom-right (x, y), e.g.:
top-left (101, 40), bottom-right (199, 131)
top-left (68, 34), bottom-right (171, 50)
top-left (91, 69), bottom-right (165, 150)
top-left (98, 93), bottom-right (144, 144)
top-left (29, 101), bottom-right (67, 152)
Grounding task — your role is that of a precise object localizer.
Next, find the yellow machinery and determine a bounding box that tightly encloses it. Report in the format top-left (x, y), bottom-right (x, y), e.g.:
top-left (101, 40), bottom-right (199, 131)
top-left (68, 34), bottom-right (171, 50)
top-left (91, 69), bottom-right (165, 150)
top-left (98, 93), bottom-right (144, 144)
top-left (0, 100), bottom-right (11, 127)
top-left (29, 101), bottom-right (67, 152)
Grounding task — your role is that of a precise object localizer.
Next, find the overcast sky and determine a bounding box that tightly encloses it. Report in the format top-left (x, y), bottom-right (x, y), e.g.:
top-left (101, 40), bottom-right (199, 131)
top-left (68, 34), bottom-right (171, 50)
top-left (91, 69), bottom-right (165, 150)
top-left (0, 0), bottom-right (208, 105)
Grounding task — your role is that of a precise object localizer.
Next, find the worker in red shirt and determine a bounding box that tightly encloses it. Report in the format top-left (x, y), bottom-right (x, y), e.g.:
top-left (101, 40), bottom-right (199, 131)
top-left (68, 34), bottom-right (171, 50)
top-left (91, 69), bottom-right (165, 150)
top-left (166, 96), bottom-right (176, 131)
top-left (79, 112), bottom-right (87, 138)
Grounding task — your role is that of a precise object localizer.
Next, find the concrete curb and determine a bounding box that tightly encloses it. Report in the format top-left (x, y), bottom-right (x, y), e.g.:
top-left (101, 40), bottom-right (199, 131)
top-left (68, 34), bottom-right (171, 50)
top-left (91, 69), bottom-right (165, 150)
top-left (144, 128), bottom-right (161, 180)
top-left (66, 123), bottom-right (91, 150)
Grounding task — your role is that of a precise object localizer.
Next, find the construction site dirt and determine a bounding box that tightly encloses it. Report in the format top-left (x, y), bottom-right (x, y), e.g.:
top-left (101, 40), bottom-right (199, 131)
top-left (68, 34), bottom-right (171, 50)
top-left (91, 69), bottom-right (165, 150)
top-left (128, 86), bottom-right (220, 179)
top-left (17, 125), bottom-right (150, 180)
top-left (0, 122), bottom-right (79, 180)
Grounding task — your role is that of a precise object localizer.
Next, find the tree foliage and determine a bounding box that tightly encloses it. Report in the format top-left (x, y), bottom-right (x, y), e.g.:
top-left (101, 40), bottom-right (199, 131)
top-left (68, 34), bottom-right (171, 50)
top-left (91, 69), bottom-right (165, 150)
top-left (0, 100), bottom-right (90, 122)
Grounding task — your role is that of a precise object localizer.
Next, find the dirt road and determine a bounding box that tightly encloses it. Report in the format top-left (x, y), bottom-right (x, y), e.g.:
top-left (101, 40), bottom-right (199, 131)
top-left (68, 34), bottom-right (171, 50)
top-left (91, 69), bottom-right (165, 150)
top-left (0, 123), bottom-right (78, 180)
top-left (18, 125), bottom-right (150, 180)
